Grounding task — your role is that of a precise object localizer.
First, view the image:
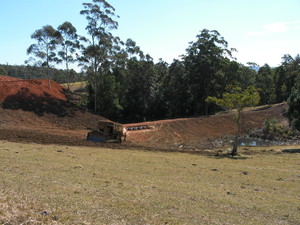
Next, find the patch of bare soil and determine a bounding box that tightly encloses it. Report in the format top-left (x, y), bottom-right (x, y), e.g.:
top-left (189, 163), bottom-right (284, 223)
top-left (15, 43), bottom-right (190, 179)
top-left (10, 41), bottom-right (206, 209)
top-left (124, 103), bottom-right (288, 150)
top-left (0, 76), bottom-right (289, 153)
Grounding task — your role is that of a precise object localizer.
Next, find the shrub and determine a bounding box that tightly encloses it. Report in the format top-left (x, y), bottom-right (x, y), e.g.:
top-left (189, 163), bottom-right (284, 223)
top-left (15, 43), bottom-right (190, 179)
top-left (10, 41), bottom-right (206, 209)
top-left (263, 118), bottom-right (294, 140)
top-left (287, 88), bottom-right (300, 131)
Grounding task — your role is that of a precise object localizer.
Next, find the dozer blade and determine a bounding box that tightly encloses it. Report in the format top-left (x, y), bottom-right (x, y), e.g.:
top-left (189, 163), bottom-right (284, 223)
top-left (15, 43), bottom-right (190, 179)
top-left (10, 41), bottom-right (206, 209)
top-left (87, 131), bottom-right (106, 143)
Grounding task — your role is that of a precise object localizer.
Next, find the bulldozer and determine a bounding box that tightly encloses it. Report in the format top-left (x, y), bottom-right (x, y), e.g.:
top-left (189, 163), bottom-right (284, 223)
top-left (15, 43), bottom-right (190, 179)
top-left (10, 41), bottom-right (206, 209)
top-left (87, 120), bottom-right (125, 143)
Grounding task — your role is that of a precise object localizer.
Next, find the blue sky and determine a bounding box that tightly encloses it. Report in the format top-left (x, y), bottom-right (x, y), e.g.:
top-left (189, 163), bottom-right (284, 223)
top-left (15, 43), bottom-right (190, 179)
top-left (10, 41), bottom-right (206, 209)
top-left (0, 0), bottom-right (299, 67)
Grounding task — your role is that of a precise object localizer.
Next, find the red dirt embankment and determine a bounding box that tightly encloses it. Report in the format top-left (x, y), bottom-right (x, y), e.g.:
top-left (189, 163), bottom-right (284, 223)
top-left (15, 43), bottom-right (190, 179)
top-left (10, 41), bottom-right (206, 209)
top-left (0, 76), bottom-right (110, 147)
top-left (0, 75), bottom-right (288, 151)
top-left (0, 76), bottom-right (67, 102)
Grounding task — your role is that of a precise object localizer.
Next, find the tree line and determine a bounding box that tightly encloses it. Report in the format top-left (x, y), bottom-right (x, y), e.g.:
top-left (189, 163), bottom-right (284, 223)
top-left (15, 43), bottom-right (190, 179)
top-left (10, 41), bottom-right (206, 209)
top-left (1, 0), bottom-right (299, 123)
top-left (0, 64), bottom-right (84, 84)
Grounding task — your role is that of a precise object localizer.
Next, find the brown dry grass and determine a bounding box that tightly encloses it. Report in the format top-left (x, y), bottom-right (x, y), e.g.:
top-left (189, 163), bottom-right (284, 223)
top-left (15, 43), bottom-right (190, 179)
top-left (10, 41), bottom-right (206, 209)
top-left (61, 81), bottom-right (87, 92)
top-left (0, 141), bottom-right (299, 224)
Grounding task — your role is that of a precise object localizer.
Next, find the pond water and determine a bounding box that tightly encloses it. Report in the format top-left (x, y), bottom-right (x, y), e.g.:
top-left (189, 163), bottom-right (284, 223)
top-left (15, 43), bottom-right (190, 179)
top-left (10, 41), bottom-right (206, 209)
top-left (238, 138), bottom-right (287, 147)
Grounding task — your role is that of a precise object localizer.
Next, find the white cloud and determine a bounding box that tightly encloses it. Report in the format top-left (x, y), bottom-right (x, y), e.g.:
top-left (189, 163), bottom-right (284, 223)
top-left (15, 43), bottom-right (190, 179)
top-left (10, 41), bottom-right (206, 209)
top-left (265, 22), bottom-right (287, 33)
top-left (295, 26), bottom-right (300, 30)
top-left (246, 21), bottom-right (300, 36)
top-left (235, 39), bottom-right (300, 67)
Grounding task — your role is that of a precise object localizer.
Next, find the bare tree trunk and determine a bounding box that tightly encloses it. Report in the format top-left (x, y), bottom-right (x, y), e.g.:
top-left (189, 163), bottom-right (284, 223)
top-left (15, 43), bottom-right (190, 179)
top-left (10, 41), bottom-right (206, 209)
top-left (46, 48), bottom-right (51, 89)
top-left (94, 84), bottom-right (97, 112)
top-left (66, 48), bottom-right (70, 91)
top-left (232, 135), bottom-right (238, 156)
top-left (93, 51), bottom-right (98, 112)
top-left (232, 109), bottom-right (242, 157)
top-left (47, 65), bottom-right (51, 89)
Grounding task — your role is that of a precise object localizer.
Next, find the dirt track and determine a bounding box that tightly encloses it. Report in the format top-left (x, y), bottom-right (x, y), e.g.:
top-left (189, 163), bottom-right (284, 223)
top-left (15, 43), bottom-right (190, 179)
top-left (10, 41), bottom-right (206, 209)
top-left (0, 76), bottom-right (288, 152)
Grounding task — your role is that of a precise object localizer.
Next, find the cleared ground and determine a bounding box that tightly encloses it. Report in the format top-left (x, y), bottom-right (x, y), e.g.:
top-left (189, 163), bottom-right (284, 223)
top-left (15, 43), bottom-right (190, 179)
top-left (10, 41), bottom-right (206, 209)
top-left (0, 141), bottom-right (299, 224)
top-left (0, 102), bottom-right (288, 151)
top-left (0, 76), bottom-right (290, 151)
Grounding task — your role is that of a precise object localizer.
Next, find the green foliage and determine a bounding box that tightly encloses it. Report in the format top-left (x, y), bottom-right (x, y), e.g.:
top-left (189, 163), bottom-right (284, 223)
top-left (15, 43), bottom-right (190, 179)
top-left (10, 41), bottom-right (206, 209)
top-left (263, 118), bottom-right (294, 139)
top-left (122, 58), bottom-right (156, 122)
top-left (287, 88), bottom-right (300, 130)
top-left (26, 25), bottom-right (63, 87)
top-left (255, 64), bottom-right (276, 105)
top-left (274, 54), bottom-right (300, 102)
top-left (206, 85), bottom-right (260, 155)
top-left (57, 21), bottom-right (81, 89)
top-left (125, 38), bottom-right (144, 59)
top-left (0, 65), bottom-right (7, 75)
top-left (206, 85), bottom-right (260, 134)
top-left (206, 85), bottom-right (260, 112)
top-left (0, 64), bottom-right (84, 83)
top-left (80, 0), bottom-right (120, 112)
top-left (164, 60), bottom-right (189, 118)
top-left (93, 73), bottom-right (123, 119)
top-left (264, 118), bottom-right (277, 133)
top-left (184, 29), bottom-right (237, 115)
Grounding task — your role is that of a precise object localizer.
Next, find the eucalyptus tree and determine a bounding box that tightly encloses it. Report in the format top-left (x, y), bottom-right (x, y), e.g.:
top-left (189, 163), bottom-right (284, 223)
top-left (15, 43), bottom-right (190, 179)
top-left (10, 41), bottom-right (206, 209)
top-left (272, 54), bottom-right (300, 103)
top-left (80, 0), bottom-right (120, 112)
top-left (26, 25), bottom-right (62, 87)
top-left (125, 38), bottom-right (145, 60)
top-left (274, 65), bottom-right (289, 102)
top-left (183, 29), bottom-right (236, 115)
top-left (121, 54), bottom-right (157, 122)
top-left (57, 21), bottom-right (81, 90)
top-left (291, 54), bottom-right (300, 89)
top-left (255, 64), bottom-right (276, 105)
top-left (221, 61), bottom-right (256, 89)
top-left (149, 59), bottom-right (169, 119)
top-left (165, 59), bottom-right (190, 117)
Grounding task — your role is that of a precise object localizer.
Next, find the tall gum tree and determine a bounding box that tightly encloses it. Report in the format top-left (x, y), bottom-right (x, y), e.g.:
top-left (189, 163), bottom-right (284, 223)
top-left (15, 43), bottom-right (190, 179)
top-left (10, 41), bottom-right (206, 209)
top-left (80, 0), bottom-right (120, 112)
top-left (26, 25), bottom-right (62, 88)
top-left (184, 29), bottom-right (236, 115)
top-left (57, 21), bottom-right (80, 90)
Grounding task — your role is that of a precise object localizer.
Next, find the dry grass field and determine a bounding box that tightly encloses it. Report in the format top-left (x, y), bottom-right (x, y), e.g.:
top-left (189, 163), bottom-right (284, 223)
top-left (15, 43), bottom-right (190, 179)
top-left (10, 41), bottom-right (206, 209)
top-left (61, 81), bottom-right (87, 92)
top-left (0, 141), bottom-right (299, 224)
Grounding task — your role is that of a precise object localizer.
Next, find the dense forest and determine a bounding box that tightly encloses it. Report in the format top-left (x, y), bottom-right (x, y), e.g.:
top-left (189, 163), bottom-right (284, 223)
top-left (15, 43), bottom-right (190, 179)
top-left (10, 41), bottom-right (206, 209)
top-left (0, 0), bottom-right (299, 123)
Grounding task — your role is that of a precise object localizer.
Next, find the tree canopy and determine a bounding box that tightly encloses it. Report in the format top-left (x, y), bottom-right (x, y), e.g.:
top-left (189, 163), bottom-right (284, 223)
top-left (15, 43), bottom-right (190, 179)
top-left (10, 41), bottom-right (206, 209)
top-left (21, 0), bottom-right (300, 124)
top-left (26, 25), bottom-right (62, 87)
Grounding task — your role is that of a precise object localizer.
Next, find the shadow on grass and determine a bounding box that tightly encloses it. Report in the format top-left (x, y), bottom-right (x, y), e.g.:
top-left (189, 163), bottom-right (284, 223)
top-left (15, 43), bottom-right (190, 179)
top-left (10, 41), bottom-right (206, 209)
top-left (282, 149), bottom-right (300, 154)
top-left (209, 154), bottom-right (248, 160)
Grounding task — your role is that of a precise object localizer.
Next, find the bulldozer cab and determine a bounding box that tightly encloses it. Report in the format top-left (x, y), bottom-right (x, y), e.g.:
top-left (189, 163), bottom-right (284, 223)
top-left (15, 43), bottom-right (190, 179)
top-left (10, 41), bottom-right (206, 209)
top-left (97, 121), bottom-right (122, 134)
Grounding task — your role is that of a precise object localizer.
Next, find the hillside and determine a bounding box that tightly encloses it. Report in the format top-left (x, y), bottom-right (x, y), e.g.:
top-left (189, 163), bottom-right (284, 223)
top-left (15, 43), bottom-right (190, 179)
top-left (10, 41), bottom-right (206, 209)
top-left (124, 103), bottom-right (288, 149)
top-left (0, 75), bottom-right (290, 151)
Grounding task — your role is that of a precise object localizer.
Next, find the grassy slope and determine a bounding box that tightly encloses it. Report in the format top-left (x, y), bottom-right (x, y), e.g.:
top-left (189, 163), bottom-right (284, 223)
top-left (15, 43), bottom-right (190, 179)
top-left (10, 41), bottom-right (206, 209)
top-left (0, 141), bottom-right (299, 224)
top-left (61, 81), bottom-right (87, 92)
